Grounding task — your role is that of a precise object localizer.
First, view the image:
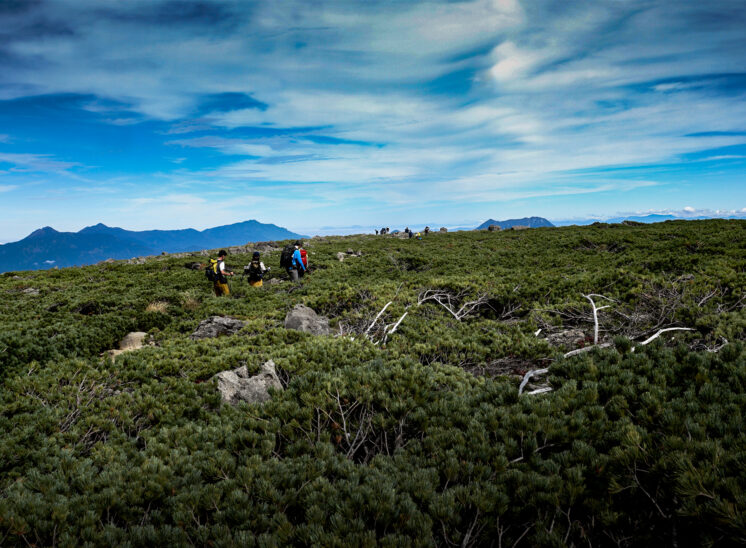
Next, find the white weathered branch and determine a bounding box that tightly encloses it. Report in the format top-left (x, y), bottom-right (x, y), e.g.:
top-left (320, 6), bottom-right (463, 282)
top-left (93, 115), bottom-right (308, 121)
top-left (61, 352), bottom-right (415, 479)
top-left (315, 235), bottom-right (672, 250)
top-left (525, 387), bottom-right (553, 395)
top-left (583, 293), bottom-right (613, 345)
top-left (518, 368), bottom-right (549, 395)
top-left (417, 289), bottom-right (489, 321)
top-left (563, 342), bottom-right (613, 358)
top-left (365, 301), bottom-right (392, 336)
top-left (631, 327), bottom-right (694, 351)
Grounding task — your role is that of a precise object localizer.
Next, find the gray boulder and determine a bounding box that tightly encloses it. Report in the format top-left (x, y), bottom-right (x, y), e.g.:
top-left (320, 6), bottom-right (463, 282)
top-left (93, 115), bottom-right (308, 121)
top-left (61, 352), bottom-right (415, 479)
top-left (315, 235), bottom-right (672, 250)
top-left (439, 227), bottom-right (448, 233)
top-left (284, 304), bottom-right (331, 335)
top-left (191, 316), bottom-right (246, 340)
top-left (213, 360), bottom-right (283, 405)
top-left (336, 252), bottom-right (346, 262)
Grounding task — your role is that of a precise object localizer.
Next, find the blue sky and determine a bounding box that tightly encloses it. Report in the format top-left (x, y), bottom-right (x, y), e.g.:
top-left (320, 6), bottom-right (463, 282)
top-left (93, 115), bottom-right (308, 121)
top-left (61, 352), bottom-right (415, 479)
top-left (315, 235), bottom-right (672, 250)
top-left (0, 0), bottom-right (744, 242)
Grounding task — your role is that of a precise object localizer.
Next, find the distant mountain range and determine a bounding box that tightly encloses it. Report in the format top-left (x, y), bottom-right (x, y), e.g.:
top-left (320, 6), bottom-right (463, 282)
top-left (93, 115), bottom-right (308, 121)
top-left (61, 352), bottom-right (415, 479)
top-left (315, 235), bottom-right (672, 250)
top-left (552, 213), bottom-right (746, 226)
top-left (0, 220), bottom-right (305, 273)
top-left (476, 217), bottom-right (555, 230)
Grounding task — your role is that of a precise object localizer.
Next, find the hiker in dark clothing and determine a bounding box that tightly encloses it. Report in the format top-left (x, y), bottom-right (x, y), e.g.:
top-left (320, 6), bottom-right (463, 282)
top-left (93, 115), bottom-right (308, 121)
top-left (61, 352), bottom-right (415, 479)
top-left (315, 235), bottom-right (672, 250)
top-left (213, 250), bottom-right (234, 296)
top-left (245, 251), bottom-right (268, 287)
top-left (286, 241), bottom-right (305, 282)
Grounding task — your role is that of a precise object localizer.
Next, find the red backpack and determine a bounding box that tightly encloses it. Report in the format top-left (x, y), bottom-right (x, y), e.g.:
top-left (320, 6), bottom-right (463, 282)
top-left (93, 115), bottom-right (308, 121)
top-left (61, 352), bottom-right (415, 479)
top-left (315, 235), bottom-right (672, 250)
top-left (300, 248), bottom-right (308, 268)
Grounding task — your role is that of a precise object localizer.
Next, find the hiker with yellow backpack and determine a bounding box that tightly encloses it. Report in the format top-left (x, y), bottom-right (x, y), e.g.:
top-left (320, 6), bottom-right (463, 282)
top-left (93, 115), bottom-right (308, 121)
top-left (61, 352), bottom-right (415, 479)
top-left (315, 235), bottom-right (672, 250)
top-left (205, 249), bottom-right (234, 296)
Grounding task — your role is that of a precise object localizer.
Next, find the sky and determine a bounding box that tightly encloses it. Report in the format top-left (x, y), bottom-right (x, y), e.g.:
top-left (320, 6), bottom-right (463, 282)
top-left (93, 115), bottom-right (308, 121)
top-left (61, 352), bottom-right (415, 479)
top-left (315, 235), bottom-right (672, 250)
top-left (0, 0), bottom-right (745, 242)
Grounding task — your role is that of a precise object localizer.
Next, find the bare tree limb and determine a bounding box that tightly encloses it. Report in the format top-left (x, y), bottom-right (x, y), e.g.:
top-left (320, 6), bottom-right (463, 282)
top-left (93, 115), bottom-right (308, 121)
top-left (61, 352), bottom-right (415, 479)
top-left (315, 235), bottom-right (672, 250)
top-left (365, 301), bottom-right (392, 336)
top-left (518, 368), bottom-right (549, 395)
top-left (631, 327), bottom-right (694, 351)
top-left (563, 342), bottom-right (613, 358)
top-left (583, 293), bottom-right (613, 345)
top-left (418, 289), bottom-right (490, 321)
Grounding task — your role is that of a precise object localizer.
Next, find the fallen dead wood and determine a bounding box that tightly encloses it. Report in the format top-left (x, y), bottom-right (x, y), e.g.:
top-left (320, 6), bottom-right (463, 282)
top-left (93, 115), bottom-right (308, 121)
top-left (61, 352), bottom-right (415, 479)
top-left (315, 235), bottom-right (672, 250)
top-left (518, 368), bottom-right (549, 396)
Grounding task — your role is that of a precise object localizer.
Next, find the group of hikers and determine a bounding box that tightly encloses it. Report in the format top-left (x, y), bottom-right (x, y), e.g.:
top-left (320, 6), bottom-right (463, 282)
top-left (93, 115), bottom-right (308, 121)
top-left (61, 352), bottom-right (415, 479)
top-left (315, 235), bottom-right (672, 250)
top-left (206, 240), bottom-right (307, 296)
top-left (207, 226), bottom-right (432, 296)
top-left (376, 226), bottom-right (430, 236)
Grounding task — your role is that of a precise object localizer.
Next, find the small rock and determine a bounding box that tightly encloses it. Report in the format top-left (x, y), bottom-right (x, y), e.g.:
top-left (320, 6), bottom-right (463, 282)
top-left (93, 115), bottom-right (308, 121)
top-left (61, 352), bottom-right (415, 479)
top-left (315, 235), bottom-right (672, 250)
top-left (284, 304), bottom-right (331, 335)
top-left (120, 332), bottom-right (148, 350)
top-left (21, 288), bottom-right (40, 295)
top-left (346, 248), bottom-right (355, 255)
top-left (191, 316), bottom-right (247, 340)
top-left (336, 252), bottom-right (346, 262)
top-left (213, 360), bottom-right (283, 405)
top-left (545, 329), bottom-right (586, 348)
top-left (488, 225), bottom-right (501, 231)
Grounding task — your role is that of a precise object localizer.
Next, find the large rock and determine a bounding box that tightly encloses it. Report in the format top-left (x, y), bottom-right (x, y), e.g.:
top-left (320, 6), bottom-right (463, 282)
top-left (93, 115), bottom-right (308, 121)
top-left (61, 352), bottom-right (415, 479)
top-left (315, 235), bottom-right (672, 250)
top-left (284, 304), bottom-right (331, 335)
top-left (191, 316), bottom-right (246, 340)
top-left (439, 227), bottom-right (448, 233)
top-left (213, 360), bottom-right (283, 405)
top-left (488, 224), bottom-right (501, 231)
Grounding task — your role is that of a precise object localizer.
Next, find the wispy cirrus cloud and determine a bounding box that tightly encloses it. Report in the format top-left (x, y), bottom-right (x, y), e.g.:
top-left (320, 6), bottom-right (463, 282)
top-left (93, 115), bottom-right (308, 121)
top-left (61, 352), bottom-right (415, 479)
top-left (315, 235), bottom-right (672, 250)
top-left (0, 0), bottom-right (743, 240)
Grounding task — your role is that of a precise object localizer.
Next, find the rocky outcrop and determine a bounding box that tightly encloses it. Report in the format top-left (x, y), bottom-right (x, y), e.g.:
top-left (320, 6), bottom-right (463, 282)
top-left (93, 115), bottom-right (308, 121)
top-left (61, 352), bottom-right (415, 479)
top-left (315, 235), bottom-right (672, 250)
top-left (488, 225), bottom-right (501, 231)
top-left (212, 360), bottom-right (283, 405)
top-left (439, 227), bottom-right (448, 233)
top-left (284, 304), bottom-right (331, 335)
top-left (191, 316), bottom-right (246, 340)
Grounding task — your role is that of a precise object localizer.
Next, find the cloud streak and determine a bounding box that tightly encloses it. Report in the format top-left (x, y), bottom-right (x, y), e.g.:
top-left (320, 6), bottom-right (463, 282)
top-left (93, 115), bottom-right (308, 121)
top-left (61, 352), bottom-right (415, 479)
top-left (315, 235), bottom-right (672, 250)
top-left (0, 0), bottom-right (743, 240)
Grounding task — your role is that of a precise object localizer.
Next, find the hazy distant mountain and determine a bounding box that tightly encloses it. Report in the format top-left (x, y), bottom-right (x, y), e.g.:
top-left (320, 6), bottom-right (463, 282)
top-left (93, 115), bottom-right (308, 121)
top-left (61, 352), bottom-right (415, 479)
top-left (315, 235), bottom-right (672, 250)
top-left (476, 217), bottom-right (555, 230)
top-left (552, 213), bottom-right (746, 226)
top-left (0, 221), bottom-right (305, 273)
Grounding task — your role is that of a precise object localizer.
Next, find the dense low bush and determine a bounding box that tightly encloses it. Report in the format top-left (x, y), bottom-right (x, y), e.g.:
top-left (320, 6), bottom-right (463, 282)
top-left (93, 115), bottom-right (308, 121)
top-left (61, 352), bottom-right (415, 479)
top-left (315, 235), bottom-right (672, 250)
top-left (1, 220), bottom-right (744, 545)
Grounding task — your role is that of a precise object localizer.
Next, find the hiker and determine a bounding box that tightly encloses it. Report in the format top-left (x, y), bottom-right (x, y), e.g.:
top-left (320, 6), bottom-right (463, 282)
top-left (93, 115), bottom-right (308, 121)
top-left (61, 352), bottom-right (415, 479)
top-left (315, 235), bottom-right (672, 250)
top-left (281, 240), bottom-right (306, 282)
top-left (424, 226), bottom-right (430, 235)
top-left (375, 229), bottom-right (379, 235)
top-left (207, 249), bottom-right (234, 296)
top-left (245, 251), bottom-right (269, 287)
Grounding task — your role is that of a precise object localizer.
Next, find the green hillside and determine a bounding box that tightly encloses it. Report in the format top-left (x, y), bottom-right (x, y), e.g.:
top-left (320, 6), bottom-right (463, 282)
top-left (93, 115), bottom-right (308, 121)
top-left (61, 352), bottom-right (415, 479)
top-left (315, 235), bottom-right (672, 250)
top-left (1, 220), bottom-right (745, 546)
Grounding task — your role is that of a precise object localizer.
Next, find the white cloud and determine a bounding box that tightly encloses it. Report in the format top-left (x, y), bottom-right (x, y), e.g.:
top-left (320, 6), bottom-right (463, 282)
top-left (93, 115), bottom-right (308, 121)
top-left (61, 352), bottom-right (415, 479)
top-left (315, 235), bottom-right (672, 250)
top-left (0, 153), bottom-right (80, 174)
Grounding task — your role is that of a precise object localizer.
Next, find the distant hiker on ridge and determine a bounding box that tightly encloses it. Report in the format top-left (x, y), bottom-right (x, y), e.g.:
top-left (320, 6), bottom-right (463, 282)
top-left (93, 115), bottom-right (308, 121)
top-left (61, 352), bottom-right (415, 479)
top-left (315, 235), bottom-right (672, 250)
top-left (206, 249), bottom-right (234, 296)
top-left (245, 251), bottom-right (269, 288)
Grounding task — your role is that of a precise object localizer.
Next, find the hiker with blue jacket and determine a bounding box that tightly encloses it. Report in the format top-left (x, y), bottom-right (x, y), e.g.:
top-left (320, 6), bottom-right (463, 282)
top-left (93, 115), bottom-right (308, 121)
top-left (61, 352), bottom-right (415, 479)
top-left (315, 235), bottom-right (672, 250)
top-left (281, 240), bottom-right (306, 282)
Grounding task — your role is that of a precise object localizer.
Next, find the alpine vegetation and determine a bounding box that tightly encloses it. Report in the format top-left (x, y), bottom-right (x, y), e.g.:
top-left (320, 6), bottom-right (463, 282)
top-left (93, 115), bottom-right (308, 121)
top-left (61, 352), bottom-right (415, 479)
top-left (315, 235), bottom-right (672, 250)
top-left (1, 220), bottom-right (744, 546)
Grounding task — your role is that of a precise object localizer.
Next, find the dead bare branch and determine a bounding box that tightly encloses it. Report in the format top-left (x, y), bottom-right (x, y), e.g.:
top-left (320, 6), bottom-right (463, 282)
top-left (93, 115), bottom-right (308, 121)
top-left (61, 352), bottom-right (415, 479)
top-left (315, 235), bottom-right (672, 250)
top-left (631, 327), bottom-right (695, 351)
top-left (518, 368), bottom-right (549, 395)
top-left (583, 293), bottom-right (614, 345)
top-left (418, 289), bottom-right (490, 321)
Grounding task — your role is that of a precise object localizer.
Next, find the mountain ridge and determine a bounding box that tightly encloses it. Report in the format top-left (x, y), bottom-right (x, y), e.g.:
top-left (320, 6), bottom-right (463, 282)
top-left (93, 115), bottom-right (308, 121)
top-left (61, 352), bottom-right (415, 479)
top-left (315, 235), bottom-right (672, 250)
top-left (476, 217), bottom-right (555, 230)
top-left (0, 220), bottom-right (305, 273)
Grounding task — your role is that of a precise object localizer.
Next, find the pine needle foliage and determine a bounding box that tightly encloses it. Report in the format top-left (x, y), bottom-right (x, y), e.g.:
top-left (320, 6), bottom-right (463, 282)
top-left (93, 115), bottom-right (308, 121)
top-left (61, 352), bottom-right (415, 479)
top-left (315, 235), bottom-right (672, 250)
top-left (1, 220), bottom-right (745, 545)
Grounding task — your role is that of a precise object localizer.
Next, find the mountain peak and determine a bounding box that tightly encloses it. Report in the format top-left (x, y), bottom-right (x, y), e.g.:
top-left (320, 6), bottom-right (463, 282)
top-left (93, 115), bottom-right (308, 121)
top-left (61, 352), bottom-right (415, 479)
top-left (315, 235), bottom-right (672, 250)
top-left (79, 223), bottom-right (111, 233)
top-left (25, 226), bottom-right (59, 239)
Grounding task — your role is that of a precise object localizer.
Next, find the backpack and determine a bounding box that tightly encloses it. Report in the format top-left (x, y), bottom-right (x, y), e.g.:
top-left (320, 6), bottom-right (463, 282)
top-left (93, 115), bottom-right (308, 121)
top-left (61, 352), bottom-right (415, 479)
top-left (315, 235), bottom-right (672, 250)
top-left (300, 248), bottom-right (308, 268)
top-left (280, 245), bottom-right (294, 268)
top-left (247, 260), bottom-right (263, 282)
top-left (205, 259), bottom-right (219, 282)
